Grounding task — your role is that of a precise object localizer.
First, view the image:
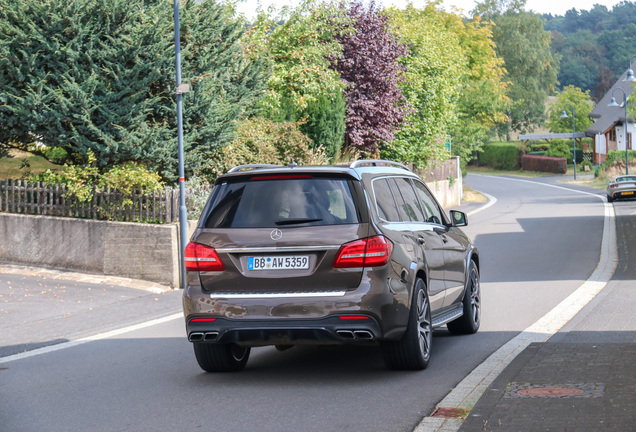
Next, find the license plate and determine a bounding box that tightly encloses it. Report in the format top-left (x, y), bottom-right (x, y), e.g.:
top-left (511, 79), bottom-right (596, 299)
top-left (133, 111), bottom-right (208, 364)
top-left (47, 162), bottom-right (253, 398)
top-left (248, 256), bottom-right (309, 270)
top-left (623, 191), bottom-right (634, 195)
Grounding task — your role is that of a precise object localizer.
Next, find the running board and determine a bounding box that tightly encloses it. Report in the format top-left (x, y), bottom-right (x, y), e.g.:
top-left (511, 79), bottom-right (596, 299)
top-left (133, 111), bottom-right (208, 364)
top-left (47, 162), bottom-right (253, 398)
top-left (432, 305), bottom-right (464, 328)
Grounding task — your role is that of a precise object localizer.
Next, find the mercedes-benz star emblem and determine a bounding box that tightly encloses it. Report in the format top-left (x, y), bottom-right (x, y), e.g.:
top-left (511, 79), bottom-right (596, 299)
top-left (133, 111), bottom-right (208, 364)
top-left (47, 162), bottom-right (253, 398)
top-left (270, 229), bottom-right (283, 241)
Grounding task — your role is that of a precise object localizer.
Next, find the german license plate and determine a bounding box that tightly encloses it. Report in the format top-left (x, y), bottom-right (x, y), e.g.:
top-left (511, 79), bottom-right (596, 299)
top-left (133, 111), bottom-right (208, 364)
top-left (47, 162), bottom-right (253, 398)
top-left (623, 191), bottom-right (634, 195)
top-left (248, 256), bottom-right (309, 270)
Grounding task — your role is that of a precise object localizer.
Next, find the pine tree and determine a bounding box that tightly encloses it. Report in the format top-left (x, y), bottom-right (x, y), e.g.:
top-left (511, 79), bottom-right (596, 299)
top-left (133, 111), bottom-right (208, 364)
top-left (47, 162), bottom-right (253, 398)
top-left (0, 0), bottom-right (266, 182)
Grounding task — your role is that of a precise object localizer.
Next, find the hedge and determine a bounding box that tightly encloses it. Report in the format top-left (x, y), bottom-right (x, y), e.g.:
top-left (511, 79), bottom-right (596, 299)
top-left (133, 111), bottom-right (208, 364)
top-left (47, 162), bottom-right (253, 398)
top-left (521, 155), bottom-right (567, 174)
top-left (479, 143), bottom-right (520, 170)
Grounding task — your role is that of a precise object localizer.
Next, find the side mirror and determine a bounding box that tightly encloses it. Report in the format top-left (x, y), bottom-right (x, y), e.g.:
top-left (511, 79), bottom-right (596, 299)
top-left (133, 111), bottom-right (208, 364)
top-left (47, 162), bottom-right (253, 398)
top-left (449, 210), bottom-right (467, 227)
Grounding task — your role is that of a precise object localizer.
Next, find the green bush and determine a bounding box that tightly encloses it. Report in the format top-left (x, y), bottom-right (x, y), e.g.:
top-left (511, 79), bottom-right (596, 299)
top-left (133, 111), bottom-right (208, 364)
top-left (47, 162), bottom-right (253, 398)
top-left (42, 147), bottom-right (69, 164)
top-left (595, 150), bottom-right (636, 178)
top-left (203, 117), bottom-right (330, 179)
top-left (479, 142), bottom-right (521, 170)
top-left (33, 151), bottom-right (164, 203)
top-left (546, 141), bottom-right (571, 159)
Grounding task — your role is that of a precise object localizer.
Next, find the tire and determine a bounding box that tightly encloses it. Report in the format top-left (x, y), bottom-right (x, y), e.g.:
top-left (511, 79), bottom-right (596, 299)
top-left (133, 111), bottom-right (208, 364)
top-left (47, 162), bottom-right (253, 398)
top-left (447, 260), bottom-right (481, 335)
top-left (193, 343), bottom-right (250, 372)
top-left (607, 195), bottom-right (613, 203)
top-left (382, 278), bottom-right (432, 370)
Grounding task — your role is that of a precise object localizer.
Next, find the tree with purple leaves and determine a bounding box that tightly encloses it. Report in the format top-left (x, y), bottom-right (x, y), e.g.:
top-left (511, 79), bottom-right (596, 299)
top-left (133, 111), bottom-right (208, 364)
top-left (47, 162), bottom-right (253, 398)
top-left (332, 1), bottom-right (411, 157)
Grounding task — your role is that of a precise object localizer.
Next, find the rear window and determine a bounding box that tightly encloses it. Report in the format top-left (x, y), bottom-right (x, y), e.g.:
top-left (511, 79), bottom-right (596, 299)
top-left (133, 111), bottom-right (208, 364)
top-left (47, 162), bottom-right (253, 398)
top-left (204, 177), bottom-right (361, 228)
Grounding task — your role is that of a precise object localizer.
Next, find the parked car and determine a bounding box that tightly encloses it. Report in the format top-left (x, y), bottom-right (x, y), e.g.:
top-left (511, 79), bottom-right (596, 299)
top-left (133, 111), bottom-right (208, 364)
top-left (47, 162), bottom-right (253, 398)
top-left (182, 160), bottom-right (480, 372)
top-left (606, 175), bottom-right (636, 202)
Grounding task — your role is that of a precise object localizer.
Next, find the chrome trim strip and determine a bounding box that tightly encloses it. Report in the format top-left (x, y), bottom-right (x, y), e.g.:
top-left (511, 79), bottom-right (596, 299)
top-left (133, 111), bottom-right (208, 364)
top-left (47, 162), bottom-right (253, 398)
top-left (216, 245), bottom-right (341, 253)
top-left (210, 291), bottom-right (347, 299)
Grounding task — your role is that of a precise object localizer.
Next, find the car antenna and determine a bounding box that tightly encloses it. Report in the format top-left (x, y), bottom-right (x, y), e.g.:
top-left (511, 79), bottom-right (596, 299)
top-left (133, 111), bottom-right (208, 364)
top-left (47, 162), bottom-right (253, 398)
top-left (288, 158), bottom-right (298, 168)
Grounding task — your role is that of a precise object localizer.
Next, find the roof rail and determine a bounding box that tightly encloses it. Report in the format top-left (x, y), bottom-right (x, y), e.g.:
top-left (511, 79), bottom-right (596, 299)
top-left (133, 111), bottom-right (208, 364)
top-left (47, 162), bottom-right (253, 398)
top-left (350, 159), bottom-right (411, 171)
top-left (227, 164), bottom-right (282, 173)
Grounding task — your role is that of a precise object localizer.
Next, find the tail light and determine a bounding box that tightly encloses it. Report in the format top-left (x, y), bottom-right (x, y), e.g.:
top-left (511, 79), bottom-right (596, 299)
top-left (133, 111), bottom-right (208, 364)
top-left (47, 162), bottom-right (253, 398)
top-left (185, 242), bottom-right (225, 272)
top-left (333, 236), bottom-right (393, 268)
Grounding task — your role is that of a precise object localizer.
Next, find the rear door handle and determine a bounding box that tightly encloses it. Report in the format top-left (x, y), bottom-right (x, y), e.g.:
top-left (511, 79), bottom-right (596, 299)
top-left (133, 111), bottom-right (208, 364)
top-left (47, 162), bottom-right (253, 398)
top-left (417, 236), bottom-right (426, 245)
top-left (440, 234), bottom-right (448, 243)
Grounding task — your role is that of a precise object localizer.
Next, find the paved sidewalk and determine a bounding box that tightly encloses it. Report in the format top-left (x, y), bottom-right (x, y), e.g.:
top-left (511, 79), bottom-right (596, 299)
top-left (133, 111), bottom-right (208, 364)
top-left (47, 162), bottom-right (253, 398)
top-left (454, 181), bottom-right (636, 432)
top-left (0, 263), bottom-right (183, 358)
top-left (459, 280), bottom-right (636, 431)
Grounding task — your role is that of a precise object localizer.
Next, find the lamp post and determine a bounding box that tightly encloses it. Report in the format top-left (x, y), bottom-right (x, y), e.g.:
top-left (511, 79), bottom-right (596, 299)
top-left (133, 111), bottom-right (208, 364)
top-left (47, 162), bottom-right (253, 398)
top-left (560, 104), bottom-right (577, 180)
top-left (625, 54), bottom-right (636, 82)
top-left (174, 0), bottom-right (188, 289)
top-left (608, 88), bottom-right (630, 175)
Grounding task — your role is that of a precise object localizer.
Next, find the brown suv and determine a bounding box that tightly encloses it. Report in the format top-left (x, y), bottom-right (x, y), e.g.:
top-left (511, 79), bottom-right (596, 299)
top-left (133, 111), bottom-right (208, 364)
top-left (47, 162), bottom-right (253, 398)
top-left (182, 160), bottom-right (480, 372)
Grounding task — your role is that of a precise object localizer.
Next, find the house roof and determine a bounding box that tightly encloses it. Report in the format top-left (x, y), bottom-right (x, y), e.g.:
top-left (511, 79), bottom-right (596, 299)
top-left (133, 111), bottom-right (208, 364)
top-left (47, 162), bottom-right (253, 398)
top-left (586, 69), bottom-right (634, 135)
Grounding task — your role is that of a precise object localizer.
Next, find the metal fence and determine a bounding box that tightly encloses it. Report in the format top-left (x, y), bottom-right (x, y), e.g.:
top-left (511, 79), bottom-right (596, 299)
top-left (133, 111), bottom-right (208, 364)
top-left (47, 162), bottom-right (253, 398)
top-left (0, 179), bottom-right (190, 223)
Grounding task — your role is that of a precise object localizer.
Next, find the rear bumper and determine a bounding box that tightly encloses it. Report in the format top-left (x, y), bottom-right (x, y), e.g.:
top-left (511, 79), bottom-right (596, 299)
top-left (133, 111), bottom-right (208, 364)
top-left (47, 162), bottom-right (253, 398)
top-left (183, 267), bottom-right (411, 344)
top-left (609, 190), bottom-right (636, 200)
top-left (185, 315), bottom-right (383, 346)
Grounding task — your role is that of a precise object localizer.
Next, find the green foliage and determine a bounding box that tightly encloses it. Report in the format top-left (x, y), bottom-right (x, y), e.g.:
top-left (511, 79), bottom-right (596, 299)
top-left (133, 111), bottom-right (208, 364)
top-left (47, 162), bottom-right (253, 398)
top-left (207, 117), bottom-right (329, 178)
top-left (243, 0), bottom-right (348, 117)
top-left (446, 14), bottom-right (510, 166)
top-left (545, 2), bottom-right (636, 97)
top-left (33, 151), bottom-right (164, 203)
top-left (383, 5), bottom-right (464, 168)
top-left (547, 86), bottom-right (594, 133)
top-left (0, 0), bottom-right (173, 166)
top-left (595, 150), bottom-right (636, 178)
top-left (479, 142), bottom-right (520, 170)
top-left (546, 141), bottom-right (572, 159)
top-left (299, 93), bottom-right (346, 161)
top-left (474, 0), bottom-right (559, 134)
top-left (0, 0), bottom-right (266, 183)
top-left (42, 147), bottom-right (70, 165)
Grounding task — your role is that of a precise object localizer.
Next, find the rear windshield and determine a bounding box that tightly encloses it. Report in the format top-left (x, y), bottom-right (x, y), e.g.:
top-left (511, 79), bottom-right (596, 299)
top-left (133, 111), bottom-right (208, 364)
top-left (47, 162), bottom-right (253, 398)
top-left (204, 177), bottom-right (361, 228)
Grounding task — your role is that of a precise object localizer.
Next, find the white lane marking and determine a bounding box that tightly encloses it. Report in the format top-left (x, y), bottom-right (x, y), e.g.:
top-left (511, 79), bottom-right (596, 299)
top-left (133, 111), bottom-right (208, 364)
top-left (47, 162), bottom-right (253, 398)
top-left (415, 177), bottom-right (618, 432)
top-left (466, 192), bottom-right (497, 217)
top-left (0, 312), bottom-right (184, 364)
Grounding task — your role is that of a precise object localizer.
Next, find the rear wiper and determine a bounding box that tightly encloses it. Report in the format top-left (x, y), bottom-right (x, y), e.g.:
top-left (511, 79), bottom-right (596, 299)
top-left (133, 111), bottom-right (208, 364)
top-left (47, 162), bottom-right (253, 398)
top-left (275, 218), bottom-right (322, 226)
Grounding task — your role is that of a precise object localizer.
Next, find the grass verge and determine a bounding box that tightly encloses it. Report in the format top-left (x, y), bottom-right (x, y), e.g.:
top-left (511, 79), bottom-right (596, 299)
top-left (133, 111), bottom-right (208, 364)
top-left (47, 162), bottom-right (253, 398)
top-left (0, 149), bottom-right (64, 179)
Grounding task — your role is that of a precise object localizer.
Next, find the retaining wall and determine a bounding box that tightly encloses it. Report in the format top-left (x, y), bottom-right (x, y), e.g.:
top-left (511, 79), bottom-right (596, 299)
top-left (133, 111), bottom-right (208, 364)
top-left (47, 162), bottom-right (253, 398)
top-left (0, 213), bottom-right (184, 287)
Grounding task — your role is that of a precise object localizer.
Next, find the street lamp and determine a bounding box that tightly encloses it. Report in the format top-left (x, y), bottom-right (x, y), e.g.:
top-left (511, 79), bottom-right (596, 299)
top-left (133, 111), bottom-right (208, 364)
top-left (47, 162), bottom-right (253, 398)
top-left (625, 54), bottom-right (636, 82)
top-left (608, 88), bottom-right (630, 175)
top-left (560, 104), bottom-right (577, 180)
top-left (174, 0), bottom-right (188, 288)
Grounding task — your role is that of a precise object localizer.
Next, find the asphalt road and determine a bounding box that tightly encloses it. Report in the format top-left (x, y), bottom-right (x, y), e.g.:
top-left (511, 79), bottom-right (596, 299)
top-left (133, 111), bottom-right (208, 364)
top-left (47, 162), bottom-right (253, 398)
top-left (0, 174), bottom-right (614, 432)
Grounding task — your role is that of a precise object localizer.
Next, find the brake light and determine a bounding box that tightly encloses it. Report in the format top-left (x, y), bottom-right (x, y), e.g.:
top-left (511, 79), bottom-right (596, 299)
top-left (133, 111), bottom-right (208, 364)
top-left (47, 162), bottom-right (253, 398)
top-left (184, 242), bottom-right (225, 272)
top-left (333, 236), bottom-right (393, 268)
top-left (610, 184), bottom-right (618, 188)
top-left (250, 175), bottom-right (313, 180)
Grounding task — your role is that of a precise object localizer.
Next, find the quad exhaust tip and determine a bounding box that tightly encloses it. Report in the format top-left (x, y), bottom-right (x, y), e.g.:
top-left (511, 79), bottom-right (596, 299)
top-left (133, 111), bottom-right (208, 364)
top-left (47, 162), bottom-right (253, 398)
top-left (336, 330), bottom-right (374, 340)
top-left (188, 332), bottom-right (219, 342)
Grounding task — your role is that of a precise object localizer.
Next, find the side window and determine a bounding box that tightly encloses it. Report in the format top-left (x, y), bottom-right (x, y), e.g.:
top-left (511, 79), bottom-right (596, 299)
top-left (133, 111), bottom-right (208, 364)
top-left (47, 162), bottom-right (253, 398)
top-left (413, 181), bottom-right (444, 225)
top-left (391, 177), bottom-right (426, 222)
top-left (373, 178), bottom-right (401, 222)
